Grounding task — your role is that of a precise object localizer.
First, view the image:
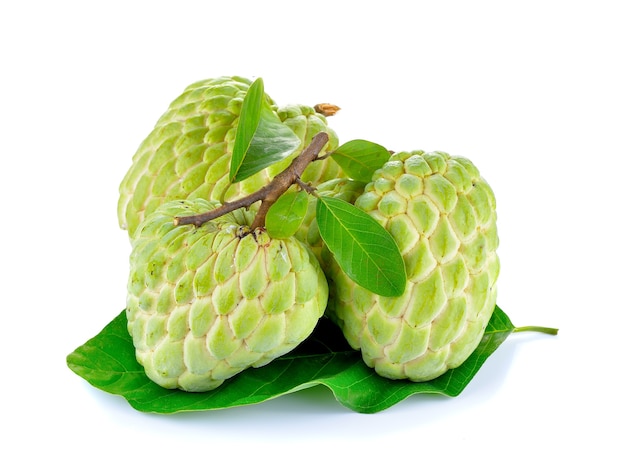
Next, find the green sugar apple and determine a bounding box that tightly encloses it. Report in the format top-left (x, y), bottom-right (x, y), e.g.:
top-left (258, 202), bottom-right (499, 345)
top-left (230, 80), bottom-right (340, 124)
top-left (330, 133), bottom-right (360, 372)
top-left (118, 76), bottom-right (342, 238)
top-left (126, 199), bottom-right (328, 391)
top-left (328, 150), bottom-right (500, 382)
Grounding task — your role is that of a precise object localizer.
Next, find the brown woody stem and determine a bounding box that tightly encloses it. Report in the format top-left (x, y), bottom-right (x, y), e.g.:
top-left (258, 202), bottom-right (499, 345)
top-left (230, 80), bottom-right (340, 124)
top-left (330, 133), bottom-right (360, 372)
top-left (174, 132), bottom-right (330, 228)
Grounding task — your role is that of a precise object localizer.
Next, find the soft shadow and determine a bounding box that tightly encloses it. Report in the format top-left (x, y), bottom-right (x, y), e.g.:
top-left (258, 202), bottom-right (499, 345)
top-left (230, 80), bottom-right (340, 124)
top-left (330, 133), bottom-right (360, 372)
top-left (78, 332), bottom-right (556, 439)
top-left (446, 329), bottom-right (557, 403)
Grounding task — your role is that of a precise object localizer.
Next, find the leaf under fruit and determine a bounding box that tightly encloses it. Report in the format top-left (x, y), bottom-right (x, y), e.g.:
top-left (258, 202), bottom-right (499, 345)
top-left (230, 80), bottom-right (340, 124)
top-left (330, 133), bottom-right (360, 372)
top-left (67, 305), bottom-right (518, 414)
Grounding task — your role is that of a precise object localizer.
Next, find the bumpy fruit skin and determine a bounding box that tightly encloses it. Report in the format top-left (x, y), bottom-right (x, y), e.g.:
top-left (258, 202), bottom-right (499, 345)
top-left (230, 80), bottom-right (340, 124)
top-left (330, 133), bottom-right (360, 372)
top-left (126, 199), bottom-right (328, 391)
top-left (328, 151), bottom-right (500, 382)
top-left (118, 76), bottom-right (342, 238)
top-left (277, 104), bottom-right (343, 184)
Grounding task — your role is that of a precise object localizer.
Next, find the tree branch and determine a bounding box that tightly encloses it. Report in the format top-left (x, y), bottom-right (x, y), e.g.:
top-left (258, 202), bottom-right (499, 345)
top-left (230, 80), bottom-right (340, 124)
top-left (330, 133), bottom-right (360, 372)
top-left (174, 132), bottom-right (330, 229)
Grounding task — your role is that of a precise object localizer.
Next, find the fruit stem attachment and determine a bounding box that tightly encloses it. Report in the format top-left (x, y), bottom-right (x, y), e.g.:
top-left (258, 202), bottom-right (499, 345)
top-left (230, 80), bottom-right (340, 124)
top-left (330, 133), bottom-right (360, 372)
top-left (513, 326), bottom-right (559, 336)
top-left (174, 132), bottom-right (330, 228)
top-left (314, 103), bottom-right (341, 117)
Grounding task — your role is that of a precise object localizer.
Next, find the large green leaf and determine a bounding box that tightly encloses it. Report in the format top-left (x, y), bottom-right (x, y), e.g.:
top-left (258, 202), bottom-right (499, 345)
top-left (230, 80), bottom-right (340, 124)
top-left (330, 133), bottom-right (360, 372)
top-left (66, 305), bottom-right (537, 414)
top-left (316, 196), bottom-right (406, 297)
top-left (230, 77), bottom-right (301, 183)
top-left (330, 139), bottom-right (391, 182)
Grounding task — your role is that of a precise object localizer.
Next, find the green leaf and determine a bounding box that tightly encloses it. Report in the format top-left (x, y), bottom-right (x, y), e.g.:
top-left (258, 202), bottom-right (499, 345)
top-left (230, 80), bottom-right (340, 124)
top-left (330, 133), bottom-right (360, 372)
top-left (265, 190), bottom-right (309, 239)
top-left (236, 107), bottom-right (301, 181)
top-left (315, 196), bottom-right (406, 297)
top-left (230, 78), bottom-right (264, 182)
top-left (230, 77), bottom-right (301, 183)
top-left (66, 305), bottom-right (523, 414)
top-left (330, 139), bottom-right (391, 182)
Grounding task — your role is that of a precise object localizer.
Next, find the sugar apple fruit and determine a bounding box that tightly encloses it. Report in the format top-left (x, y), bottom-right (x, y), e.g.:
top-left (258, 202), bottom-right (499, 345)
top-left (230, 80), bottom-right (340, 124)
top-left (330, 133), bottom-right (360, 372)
top-left (327, 150), bottom-right (500, 382)
top-left (126, 198), bottom-right (329, 391)
top-left (118, 76), bottom-right (342, 238)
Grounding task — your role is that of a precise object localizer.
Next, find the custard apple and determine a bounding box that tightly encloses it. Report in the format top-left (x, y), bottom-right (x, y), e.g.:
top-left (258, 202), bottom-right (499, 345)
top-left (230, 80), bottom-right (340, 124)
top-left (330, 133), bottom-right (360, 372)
top-left (118, 76), bottom-right (342, 238)
top-left (328, 150), bottom-right (500, 382)
top-left (126, 199), bottom-right (328, 391)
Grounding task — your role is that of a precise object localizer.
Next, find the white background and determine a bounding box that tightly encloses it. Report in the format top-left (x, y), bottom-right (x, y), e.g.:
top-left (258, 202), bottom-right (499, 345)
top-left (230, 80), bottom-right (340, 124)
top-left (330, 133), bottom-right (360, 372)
top-left (2, 1), bottom-right (624, 465)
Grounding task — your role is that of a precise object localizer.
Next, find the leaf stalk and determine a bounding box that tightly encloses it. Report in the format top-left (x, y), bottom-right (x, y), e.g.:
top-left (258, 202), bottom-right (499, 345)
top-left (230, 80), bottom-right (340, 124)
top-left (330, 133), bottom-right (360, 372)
top-left (513, 325), bottom-right (559, 336)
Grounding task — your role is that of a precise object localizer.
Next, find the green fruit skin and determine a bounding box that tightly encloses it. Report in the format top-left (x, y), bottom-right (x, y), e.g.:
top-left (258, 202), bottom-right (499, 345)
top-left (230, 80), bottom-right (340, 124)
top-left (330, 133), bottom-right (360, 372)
top-left (277, 104), bottom-right (343, 185)
top-left (126, 199), bottom-right (329, 392)
top-left (328, 151), bottom-right (500, 382)
top-left (118, 76), bottom-right (342, 238)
